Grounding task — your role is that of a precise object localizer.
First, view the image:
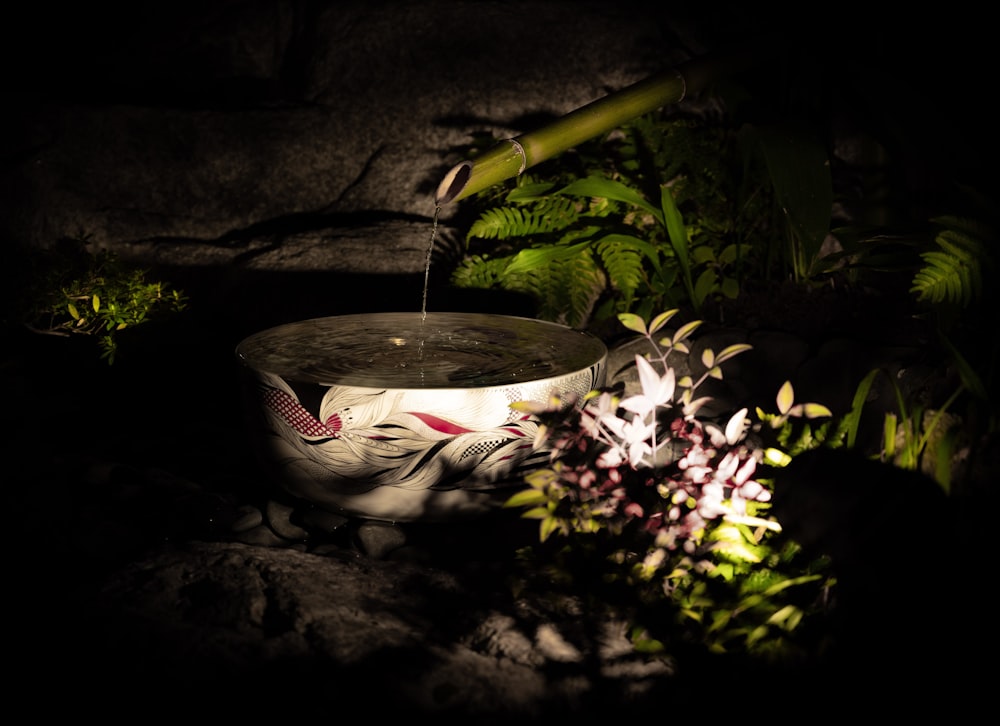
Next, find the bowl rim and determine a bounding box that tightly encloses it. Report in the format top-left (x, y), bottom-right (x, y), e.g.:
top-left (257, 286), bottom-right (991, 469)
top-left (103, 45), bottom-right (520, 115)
top-left (235, 311), bottom-right (608, 389)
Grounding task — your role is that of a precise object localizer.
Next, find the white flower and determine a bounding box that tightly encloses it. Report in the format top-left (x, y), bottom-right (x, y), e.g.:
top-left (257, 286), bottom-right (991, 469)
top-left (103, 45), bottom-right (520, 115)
top-left (620, 355), bottom-right (676, 418)
top-left (705, 407), bottom-right (750, 447)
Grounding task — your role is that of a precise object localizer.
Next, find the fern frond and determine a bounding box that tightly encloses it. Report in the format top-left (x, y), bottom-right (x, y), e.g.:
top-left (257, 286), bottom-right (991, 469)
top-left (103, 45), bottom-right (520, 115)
top-left (467, 207), bottom-right (540, 241)
top-left (910, 226), bottom-right (986, 307)
top-left (467, 197), bottom-right (581, 241)
top-left (477, 246), bottom-right (603, 328)
top-left (537, 249), bottom-right (607, 327)
top-left (449, 254), bottom-right (512, 289)
top-left (595, 234), bottom-right (648, 302)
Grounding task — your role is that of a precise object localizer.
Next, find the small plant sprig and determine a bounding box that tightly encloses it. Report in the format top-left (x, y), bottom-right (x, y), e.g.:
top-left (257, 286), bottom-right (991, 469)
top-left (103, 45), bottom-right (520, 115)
top-left (9, 236), bottom-right (187, 364)
top-left (505, 309), bottom-right (835, 660)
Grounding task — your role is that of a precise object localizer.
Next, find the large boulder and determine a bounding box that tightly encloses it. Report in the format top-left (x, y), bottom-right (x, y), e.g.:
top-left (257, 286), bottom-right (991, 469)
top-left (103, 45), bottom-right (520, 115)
top-left (1, 0), bottom-right (696, 275)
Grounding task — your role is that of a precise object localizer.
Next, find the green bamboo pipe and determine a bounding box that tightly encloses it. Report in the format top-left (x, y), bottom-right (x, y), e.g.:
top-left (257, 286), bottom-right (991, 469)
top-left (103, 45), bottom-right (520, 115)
top-left (435, 50), bottom-right (757, 206)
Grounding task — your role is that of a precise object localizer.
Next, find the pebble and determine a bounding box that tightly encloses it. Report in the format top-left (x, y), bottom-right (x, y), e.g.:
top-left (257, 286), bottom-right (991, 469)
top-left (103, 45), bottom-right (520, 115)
top-left (229, 504), bottom-right (264, 533)
top-left (233, 523), bottom-right (303, 548)
top-left (354, 520), bottom-right (408, 559)
top-left (265, 499), bottom-right (309, 541)
top-left (299, 507), bottom-right (350, 535)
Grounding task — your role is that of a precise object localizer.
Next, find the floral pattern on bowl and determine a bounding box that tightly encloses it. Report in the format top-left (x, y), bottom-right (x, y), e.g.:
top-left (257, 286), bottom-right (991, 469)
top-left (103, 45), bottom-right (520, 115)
top-left (237, 312), bottom-right (607, 521)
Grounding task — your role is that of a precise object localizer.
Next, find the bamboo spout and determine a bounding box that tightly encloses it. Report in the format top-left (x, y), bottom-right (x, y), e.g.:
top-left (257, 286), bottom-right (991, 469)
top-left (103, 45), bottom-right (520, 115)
top-left (435, 51), bottom-right (755, 206)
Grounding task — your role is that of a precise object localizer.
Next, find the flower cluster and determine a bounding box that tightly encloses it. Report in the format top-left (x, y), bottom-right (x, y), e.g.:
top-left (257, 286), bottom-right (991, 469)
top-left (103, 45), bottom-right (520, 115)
top-left (506, 311), bottom-right (834, 655)
top-left (515, 360), bottom-right (775, 566)
top-left (510, 311), bottom-right (779, 567)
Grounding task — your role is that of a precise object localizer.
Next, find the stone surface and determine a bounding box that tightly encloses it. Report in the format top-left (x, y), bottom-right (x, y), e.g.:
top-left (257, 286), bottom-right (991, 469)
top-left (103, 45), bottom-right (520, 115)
top-left (2, 0), bottom-right (688, 275)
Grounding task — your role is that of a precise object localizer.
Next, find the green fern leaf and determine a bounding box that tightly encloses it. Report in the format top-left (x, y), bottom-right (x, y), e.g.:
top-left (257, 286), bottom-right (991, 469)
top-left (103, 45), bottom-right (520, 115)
top-left (911, 227), bottom-right (984, 306)
top-left (595, 235), bottom-right (646, 301)
top-left (543, 249), bottom-right (606, 327)
top-left (467, 197), bottom-right (580, 241)
top-left (449, 254), bottom-right (511, 289)
top-left (490, 247), bottom-right (605, 327)
top-left (467, 207), bottom-right (540, 240)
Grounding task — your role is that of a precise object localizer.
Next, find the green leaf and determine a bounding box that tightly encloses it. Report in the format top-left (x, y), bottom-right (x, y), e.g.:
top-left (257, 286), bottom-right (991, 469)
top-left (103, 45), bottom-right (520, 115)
top-left (715, 343), bottom-right (753, 365)
top-left (691, 245), bottom-right (716, 265)
top-left (506, 182), bottom-right (557, 201)
top-left (618, 312), bottom-right (647, 335)
top-left (802, 402), bottom-right (833, 419)
top-left (720, 276), bottom-right (741, 299)
top-left (504, 241), bottom-right (591, 275)
top-left (844, 368), bottom-right (883, 449)
top-left (671, 320), bottom-right (702, 345)
top-left (659, 185), bottom-right (690, 273)
top-left (744, 123), bottom-right (832, 275)
top-left (718, 243), bottom-right (752, 266)
top-left (503, 488), bottom-right (549, 509)
top-left (693, 267), bottom-right (717, 307)
top-left (556, 175), bottom-right (662, 221)
top-left (647, 309), bottom-right (679, 335)
top-left (776, 381), bottom-right (795, 415)
top-left (631, 636), bottom-right (666, 655)
top-left (539, 516), bottom-right (560, 542)
top-left (717, 542), bottom-right (760, 562)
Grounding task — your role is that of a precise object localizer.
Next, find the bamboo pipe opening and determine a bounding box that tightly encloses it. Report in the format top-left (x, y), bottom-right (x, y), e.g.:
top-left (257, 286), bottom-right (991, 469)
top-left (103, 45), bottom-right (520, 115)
top-left (435, 161), bottom-right (472, 206)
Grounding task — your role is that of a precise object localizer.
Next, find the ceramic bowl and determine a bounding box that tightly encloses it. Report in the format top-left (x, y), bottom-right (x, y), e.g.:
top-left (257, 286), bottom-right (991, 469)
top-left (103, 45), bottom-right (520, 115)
top-left (236, 312), bottom-right (607, 522)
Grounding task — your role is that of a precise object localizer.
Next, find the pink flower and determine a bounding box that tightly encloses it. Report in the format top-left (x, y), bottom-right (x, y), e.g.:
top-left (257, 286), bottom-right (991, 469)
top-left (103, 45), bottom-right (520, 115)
top-left (624, 501), bottom-right (644, 518)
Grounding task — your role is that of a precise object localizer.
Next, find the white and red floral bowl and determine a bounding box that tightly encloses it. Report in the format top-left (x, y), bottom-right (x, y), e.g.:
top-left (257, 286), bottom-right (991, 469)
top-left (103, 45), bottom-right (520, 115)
top-left (236, 312), bottom-right (606, 522)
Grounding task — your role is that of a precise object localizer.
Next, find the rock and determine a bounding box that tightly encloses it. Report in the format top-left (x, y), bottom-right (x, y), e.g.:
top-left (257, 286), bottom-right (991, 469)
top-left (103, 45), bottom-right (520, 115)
top-left (19, 539), bottom-right (680, 718)
top-left (353, 520), bottom-right (407, 559)
top-left (1, 0), bottom-right (688, 277)
top-left (265, 498), bottom-right (310, 540)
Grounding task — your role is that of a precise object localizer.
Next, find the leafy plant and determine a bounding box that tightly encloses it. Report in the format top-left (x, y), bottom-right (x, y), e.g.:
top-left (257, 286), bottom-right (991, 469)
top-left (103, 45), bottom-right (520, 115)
top-left (739, 122), bottom-right (834, 283)
top-left (449, 109), bottom-right (833, 329)
top-left (819, 213), bottom-right (996, 494)
top-left (5, 236), bottom-right (187, 364)
top-left (504, 309), bottom-right (836, 661)
top-left (914, 215), bottom-right (996, 418)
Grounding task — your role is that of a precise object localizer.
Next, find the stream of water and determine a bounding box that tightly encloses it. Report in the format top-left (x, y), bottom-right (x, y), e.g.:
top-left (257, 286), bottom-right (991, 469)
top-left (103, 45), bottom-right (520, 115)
top-left (421, 206), bottom-right (440, 322)
top-left (415, 205), bottom-right (442, 380)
